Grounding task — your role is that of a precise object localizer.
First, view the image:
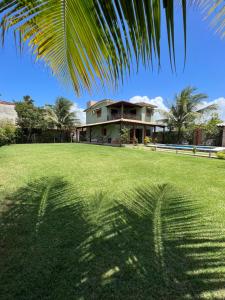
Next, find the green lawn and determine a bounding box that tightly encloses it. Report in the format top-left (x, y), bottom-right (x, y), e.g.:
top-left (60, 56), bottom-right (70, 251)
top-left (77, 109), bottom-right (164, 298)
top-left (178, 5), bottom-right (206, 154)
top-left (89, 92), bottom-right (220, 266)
top-left (1, 143), bottom-right (225, 299)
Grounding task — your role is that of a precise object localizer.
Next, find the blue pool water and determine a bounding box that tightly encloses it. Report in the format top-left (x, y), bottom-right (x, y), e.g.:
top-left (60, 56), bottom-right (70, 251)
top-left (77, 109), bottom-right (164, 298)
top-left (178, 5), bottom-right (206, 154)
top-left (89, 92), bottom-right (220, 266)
top-left (164, 144), bottom-right (214, 150)
top-left (149, 144), bottom-right (218, 152)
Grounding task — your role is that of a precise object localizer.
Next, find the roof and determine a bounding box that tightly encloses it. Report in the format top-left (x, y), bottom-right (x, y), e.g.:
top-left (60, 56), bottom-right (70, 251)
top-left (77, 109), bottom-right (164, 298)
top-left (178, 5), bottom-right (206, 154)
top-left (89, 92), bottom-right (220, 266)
top-left (84, 99), bottom-right (157, 112)
top-left (106, 101), bottom-right (142, 108)
top-left (217, 123), bottom-right (225, 127)
top-left (135, 102), bottom-right (157, 108)
top-left (77, 118), bottom-right (165, 128)
top-left (84, 99), bottom-right (114, 112)
top-left (106, 100), bottom-right (156, 109)
top-left (0, 100), bottom-right (15, 106)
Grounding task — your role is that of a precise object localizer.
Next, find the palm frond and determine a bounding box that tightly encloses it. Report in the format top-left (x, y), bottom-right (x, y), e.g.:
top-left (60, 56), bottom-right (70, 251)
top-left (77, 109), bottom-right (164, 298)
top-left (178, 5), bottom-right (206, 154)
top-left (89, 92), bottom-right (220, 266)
top-left (189, 0), bottom-right (225, 37)
top-left (0, 1), bottom-right (224, 95)
top-left (0, 0), bottom-right (187, 95)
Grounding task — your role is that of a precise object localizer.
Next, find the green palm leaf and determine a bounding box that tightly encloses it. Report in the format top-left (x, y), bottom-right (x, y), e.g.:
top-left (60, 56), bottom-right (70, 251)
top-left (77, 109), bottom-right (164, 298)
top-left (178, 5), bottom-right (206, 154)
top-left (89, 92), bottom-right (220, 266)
top-left (0, 1), bottom-right (224, 95)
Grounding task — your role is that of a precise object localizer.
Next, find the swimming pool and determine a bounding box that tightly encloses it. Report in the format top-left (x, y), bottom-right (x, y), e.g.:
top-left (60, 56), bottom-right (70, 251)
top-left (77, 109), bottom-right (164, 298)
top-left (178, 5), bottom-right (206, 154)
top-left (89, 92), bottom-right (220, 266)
top-left (147, 144), bottom-right (224, 153)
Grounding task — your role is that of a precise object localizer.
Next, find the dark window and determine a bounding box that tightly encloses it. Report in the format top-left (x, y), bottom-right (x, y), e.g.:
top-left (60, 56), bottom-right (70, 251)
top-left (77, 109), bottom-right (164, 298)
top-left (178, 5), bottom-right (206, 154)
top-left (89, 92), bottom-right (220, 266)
top-left (146, 108), bottom-right (152, 116)
top-left (111, 109), bottom-right (118, 115)
top-left (102, 128), bottom-right (107, 136)
top-left (96, 109), bottom-right (101, 117)
top-left (130, 109), bottom-right (136, 115)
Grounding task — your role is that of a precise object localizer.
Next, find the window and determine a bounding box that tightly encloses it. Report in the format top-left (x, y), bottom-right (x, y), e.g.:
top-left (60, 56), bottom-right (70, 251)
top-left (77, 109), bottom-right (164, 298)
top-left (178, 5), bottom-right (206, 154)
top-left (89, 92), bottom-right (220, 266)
top-left (130, 109), bottom-right (136, 115)
top-left (146, 108), bottom-right (152, 116)
top-left (111, 109), bottom-right (118, 115)
top-left (102, 128), bottom-right (107, 136)
top-left (96, 109), bottom-right (101, 118)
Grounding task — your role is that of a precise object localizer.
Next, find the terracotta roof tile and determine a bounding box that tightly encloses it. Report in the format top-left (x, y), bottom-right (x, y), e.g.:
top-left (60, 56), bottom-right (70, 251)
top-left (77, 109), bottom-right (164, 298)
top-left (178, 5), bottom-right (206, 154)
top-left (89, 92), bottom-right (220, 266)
top-left (0, 100), bottom-right (15, 106)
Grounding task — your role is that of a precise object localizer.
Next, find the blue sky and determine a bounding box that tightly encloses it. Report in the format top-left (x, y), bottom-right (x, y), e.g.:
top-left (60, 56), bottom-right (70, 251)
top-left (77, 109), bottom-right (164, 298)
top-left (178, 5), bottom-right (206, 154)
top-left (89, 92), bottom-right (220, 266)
top-left (0, 7), bottom-right (224, 119)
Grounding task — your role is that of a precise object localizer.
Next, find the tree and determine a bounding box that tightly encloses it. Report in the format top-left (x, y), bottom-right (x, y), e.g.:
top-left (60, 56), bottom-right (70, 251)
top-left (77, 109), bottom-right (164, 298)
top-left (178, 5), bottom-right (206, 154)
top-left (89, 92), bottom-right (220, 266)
top-left (203, 113), bottom-right (222, 142)
top-left (162, 87), bottom-right (216, 143)
top-left (15, 96), bottom-right (47, 142)
top-left (45, 97), bottom-right (80, 141)
top-left (0, 1), bottom-right (224, 95)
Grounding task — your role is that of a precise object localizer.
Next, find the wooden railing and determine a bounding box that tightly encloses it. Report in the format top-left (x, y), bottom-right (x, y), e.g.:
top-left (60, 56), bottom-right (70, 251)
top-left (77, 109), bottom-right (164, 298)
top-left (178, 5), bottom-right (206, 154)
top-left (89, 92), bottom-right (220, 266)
top-left (107, 113), bottom-right (141, 121)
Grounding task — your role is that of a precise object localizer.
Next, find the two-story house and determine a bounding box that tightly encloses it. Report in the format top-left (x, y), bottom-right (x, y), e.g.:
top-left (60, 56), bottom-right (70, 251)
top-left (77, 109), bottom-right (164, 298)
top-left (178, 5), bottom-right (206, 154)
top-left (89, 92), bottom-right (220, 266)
top-left (76, 99), bottom-right (165, 145)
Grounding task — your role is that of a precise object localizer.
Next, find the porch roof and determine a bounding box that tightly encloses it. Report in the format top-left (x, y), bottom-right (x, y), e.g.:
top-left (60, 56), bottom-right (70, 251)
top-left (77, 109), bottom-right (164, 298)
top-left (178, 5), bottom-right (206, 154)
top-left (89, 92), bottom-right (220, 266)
top-left (106, 100), bottom-right (157, 109)
top-left (77, 118), bottom-right (166, 129)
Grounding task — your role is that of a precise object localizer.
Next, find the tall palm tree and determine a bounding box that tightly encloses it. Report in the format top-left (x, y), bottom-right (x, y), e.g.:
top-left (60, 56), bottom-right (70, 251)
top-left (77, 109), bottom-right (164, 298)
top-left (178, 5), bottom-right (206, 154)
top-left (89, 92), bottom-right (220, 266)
top-left (0, 1), bottom-right (224, 95)
top-left (45, 97), bottom-right (80, 141)
top-left (162, 87), bottom-right (217, 143)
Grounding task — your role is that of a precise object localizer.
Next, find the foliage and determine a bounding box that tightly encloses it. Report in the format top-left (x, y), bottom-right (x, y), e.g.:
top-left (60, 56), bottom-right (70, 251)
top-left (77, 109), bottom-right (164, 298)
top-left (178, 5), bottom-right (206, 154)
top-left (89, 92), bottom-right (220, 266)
top-left (120, 128), bottom-right (130, 144)
top-left (45, 97), bottom-right (80, 130)
top-left (0, 121), bottom-right (16, 146)
top-left (153, 137), bottom-right (158, 144)
top-left (216, 151), bottom-right (225, 160)
top-left (15, 95), bottom-right (48, 142)
top-left (161, 86), bottom-right (216, 143)
top-left (144, 136), bottom-right (152, 145)
top-left (192, 146), bottom-right (196, 154)
top-left (0, 1), bottom-right (224, 94)
top-left (202, 113), bottom-right (222, 141)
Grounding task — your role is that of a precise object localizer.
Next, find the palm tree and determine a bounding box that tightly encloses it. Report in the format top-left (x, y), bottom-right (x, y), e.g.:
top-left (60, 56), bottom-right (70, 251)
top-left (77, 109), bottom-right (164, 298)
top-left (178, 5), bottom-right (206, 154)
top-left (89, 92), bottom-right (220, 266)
top-left (23, 95), bottom-right (34, 105)
top-left (162, 87), bottom-right (217, 143)
top-left (45, 97), bottom-right (80, 141)
top-left (0, 1), bottom-right (224, 95)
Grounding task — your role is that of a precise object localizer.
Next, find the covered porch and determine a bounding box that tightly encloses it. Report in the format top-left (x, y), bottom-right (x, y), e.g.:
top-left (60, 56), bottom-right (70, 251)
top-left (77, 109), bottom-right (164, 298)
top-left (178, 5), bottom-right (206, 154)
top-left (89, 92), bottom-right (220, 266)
top-left (76, 119), bottom-right (166, 145)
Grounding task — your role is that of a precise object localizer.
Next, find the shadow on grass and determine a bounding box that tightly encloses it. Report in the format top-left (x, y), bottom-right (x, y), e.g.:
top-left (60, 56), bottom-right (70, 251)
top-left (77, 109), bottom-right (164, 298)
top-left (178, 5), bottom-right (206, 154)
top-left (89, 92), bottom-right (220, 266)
top-left (0, 178), bottom-right (225, 299)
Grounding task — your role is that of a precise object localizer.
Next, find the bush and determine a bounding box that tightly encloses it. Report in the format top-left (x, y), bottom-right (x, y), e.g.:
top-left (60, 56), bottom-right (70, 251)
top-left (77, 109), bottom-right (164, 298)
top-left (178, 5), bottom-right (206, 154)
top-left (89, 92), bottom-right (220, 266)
top-left (144, 136), bottom-right (152, 144)
top-left (0, 121), bottom-right (16, 146)
top-left (120, 128), bottom-right (130, 144)
top-left (216, 151), bottom-right (225, 160)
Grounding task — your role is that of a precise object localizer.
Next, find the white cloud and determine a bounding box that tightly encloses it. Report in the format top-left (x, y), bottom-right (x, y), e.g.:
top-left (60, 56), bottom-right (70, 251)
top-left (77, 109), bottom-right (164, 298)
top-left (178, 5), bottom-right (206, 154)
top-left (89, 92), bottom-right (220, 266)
top-left (129, 95), bottom-right (168, 121)
top-left (71, 103), bottom-right (86, 124)
top-left (129, 95), bottom-right (225, 123)
top-left (200, 97), bottom-right (225, 122)
top-left (129, 95), bottom-right (168, 110)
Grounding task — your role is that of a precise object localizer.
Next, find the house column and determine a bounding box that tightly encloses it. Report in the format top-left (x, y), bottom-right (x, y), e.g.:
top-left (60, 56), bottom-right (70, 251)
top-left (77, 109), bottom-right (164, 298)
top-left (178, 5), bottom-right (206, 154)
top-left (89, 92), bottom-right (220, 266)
top-left (133, 124), bottom-right (136, 144)
top-left (222, 127), bottom-right (225, 147)
top-left (89, 126), bottom-right (92, 143)
top-left (120, 121), bottom-right (122, 147)
top-left (143, 125), bottom-right (146, 143)
top-left (163, 127), bottom-right (165, 144)
top-left (76, 129), bottom-right (80, 142)
top-left (153, 125), bottom-right (156, 140)
top-left (121, 103), bottom-right (124, 118)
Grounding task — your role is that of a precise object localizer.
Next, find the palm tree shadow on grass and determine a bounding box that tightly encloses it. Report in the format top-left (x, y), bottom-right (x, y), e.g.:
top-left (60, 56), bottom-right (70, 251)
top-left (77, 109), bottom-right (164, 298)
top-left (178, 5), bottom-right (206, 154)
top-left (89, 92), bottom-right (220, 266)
top-left (0, 178), bottom-right (225, 299)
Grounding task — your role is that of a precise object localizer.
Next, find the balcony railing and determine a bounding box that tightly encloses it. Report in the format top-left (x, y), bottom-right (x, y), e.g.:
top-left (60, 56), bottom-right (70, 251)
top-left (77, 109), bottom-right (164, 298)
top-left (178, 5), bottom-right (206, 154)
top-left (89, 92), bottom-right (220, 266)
top-left (107, 113), bottom-right (141, 121)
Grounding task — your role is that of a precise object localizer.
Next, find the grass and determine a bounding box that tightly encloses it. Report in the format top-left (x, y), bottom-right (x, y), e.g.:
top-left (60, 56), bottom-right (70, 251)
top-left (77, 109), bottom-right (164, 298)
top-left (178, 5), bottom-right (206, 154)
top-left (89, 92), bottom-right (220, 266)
top-left (1, 143), bottom-right (225, 299)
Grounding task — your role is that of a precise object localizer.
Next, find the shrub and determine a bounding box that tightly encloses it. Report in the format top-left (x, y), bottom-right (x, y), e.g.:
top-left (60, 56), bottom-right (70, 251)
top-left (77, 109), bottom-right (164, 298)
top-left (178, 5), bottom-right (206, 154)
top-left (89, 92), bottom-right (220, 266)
top-left (144, 136), bottom-right (152, 144)
top-left (153, 137), bottom-right (158, 144)
top-left (216, 151), bottom-right (225, 160)
top-left (120, 128), bottom-right (130, 144)
top-left (192, 146), bottom-right (197, 155)
top-left (0, 121), bottom-right (16, 146)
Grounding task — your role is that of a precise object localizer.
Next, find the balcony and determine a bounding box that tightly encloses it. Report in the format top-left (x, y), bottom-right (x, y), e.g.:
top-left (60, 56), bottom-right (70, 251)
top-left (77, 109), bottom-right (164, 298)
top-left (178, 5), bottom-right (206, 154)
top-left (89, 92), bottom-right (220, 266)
top-left (107, 113), bottom-right (141, 121)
